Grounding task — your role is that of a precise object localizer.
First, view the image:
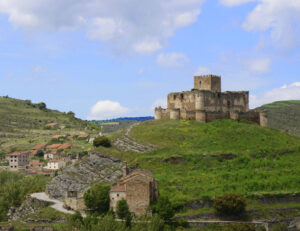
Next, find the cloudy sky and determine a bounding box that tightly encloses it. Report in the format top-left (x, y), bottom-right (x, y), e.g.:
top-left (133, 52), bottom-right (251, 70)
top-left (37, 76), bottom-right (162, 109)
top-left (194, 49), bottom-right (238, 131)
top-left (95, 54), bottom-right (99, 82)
top-left (0, 0), bottom-right (300, 120)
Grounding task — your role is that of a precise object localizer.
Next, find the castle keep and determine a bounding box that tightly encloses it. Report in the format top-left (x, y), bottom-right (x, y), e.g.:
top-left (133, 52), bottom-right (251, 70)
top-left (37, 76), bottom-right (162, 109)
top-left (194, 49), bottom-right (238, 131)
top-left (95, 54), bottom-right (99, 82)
top-left (155, 75), bottom-right (267, 126)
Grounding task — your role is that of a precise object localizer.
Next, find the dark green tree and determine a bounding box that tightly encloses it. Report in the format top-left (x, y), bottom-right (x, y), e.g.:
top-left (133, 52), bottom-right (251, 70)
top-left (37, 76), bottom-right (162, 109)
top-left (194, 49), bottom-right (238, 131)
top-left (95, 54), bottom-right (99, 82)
top-left (153, 196), bottom-right (175, 221)
top-left (93, 136), bottom-right (111, 148)
top-left (67, 111), bottom-right (75, 117)
top-left (36, 102), bottom-right (46, 110)
top-left (116, 199), bottom-right (132, 227)
top-left (84, 184), bottom-right (110, 214)
top-left (36, 149), bottom-right (44, 157)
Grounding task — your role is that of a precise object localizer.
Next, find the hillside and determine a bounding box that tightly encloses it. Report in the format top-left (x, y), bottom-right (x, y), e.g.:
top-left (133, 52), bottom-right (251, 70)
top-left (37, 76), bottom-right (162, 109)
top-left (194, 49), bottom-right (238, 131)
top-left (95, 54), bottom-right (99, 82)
top-left (257, 100), bottom-right (300, 136)
top-left (0, 96), bottom-right (97, 153)
top-left (97, 119), bottom-right (300, 208)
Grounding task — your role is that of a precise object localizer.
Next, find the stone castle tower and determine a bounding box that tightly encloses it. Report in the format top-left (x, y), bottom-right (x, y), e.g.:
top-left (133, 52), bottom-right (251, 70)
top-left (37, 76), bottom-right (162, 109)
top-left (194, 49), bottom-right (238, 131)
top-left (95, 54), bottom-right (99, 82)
top-left (155, 75), bottom-right (267, 127)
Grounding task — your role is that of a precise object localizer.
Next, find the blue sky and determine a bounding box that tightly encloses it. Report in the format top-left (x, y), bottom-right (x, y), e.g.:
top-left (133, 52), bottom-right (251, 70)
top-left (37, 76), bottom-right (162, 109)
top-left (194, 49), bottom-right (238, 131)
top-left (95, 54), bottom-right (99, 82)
top-left (0, 0), bottom-right (300, 119)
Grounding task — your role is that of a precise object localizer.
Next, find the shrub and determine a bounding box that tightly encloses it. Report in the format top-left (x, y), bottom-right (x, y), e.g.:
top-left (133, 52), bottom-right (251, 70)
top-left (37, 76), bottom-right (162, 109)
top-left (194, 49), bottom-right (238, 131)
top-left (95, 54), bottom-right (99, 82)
top-left (153, 196), bottom-right (175, 221)
top-left (116, 199), bottom-right (132, 226)
top-left (67, 111), bottom-right (75, 117)
top-left (213, 194), bottom-right (246, 217)
top-left (93, 136), bottom-right (111, 148)
top-left (36, 149), bottom-right (44, 157)
top-left (36, 102), bottom-right (46, 110)
top-left (84, 184), bottom-right (110, 214)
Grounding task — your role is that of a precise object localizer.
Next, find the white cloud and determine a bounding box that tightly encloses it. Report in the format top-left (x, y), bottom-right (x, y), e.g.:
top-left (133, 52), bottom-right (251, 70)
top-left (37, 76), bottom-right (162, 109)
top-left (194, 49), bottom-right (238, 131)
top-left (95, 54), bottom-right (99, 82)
top-left (221, 0), bottom-right (300, 50)
top-left (151, 98), bottom-right (167, 110)
top-left (194, 66), bottom-right (211, 75)
top-left (87, 100), bottom-right (130, 120)
top-left (0, 0), bottom-right (205, 54)
top-left (157, 52), bottom-right (189, 67)
top-left (244, 58), bottom-right (271, 74)
top-left (250, 82), bottom-right (300, 108)
top-left (220, 0), bottom-right (256, 7)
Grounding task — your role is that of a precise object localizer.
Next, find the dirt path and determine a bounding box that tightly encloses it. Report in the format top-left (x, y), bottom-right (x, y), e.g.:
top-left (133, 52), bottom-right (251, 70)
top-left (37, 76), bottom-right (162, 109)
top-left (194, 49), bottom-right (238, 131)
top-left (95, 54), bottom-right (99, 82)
top-left (31, 192), bottom-right (75, 215)
top-left (113, 123), bottom-right (155, 153)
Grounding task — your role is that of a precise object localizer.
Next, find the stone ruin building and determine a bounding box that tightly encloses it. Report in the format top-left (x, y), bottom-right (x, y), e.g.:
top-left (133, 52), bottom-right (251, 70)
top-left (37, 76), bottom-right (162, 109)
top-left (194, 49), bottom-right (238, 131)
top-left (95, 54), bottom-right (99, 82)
top-left (110, 162), bottom-right (158, 216)
top-left (155, 75), bottom-right (268, 127)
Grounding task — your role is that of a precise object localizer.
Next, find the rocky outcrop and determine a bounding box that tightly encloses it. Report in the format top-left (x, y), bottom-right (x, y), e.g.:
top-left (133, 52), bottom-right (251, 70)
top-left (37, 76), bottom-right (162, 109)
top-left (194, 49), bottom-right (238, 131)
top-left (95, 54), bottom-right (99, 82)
top-left (7, 196), bottom-right (52, 221)
top-left (46, 152), bottom-right (123, 200)
top-left (114, 123), bottom-right (155, 153)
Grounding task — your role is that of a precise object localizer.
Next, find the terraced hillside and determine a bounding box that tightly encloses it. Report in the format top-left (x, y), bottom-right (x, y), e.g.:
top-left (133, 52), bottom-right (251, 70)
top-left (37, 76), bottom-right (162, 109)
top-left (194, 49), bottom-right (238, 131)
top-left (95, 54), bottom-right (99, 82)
top-left (0, 96), bottom-right (97, 153)
top-left (257, 100), bottom-right (300, 136)
top-left (97, 119), bottom-right (300, 208)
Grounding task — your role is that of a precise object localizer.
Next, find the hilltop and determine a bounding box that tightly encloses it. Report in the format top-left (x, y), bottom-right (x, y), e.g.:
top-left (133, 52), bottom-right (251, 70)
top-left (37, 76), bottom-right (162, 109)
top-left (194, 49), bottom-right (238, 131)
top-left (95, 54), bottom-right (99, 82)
top-left (98, 119), bottom-right (300, 209)
top-left (257, 100), bottom-right (300, 136)
top-left (0, 96), bottom-right (98, 153)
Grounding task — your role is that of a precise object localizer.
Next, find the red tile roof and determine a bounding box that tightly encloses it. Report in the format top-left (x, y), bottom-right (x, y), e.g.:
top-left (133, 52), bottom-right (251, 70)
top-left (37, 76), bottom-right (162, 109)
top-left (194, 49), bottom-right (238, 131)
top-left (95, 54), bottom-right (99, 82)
top-left (59, 144), bottom-right (71, 149)
top-left (78, 134), bottom-right (89, 138)
top-left (52, 135), bottom-right (67, 139)
top-left (6, 151), bottom-right (29, 157)
top-left (110, 185), bottom-right (126, 192)
top-left (47, 144), bottom-right (62, 149)
top-left (31, 144), bottom-right (46, 150)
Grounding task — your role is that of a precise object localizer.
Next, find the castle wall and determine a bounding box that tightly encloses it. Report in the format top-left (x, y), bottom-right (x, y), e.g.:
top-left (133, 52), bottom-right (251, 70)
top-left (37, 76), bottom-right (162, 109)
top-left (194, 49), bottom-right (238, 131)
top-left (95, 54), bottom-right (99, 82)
top-left (180, 109), bottom-right (196, 120)
top-left (206, 112), bottom-right (229, 122)
top-left (155, 108), bottom-right (170, 119)
top-left (168, 92), bottom-right (195, 111)
top-left (200, 90), bottom-right (249, 112)
top-left (239, 111), bottom-right (260, 124)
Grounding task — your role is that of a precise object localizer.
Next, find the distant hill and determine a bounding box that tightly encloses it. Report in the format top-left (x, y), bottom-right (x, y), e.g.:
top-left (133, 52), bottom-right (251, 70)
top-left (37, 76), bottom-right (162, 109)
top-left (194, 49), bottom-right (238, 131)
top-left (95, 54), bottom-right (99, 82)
top-left (257, 100), bottom-right (300, 136)
top-left (88, 116), bottom-right (154, 123)
top-left (0, 96), bottom-right (91, 152)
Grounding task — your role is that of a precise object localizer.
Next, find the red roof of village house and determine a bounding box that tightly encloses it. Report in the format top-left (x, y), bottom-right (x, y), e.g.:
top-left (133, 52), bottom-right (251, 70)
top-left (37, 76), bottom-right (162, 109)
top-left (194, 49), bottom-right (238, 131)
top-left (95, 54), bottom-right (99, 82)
top-left (30, 160), bottom-right (43, 167)
top-left (47, 144), bottom-right (62, 149)
top-left (110, 185), bottom-right (126, 192)
top-left (59, 144), bottom-right (71, 149)
top-left (6, 151), bottom-right (29, 157)
top-left (46, 123), bottom-right (58, 127)
top-left (31, 144), bottom-right (46, 150)
top-left (52, 134), bottom-right (67, 139)
top-left (78, 134), bottom-right (89, 138)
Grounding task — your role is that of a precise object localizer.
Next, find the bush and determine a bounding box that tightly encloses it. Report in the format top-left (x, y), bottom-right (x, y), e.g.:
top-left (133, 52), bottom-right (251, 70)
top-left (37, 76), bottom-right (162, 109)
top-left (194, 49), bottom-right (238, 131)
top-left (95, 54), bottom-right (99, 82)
top-left (84, 184), bottom-right (110, 214)
top-left (93, 136), bottom-right (111, 148)
top-left (213, 194), bottom-right (246, 217)
top-left (153, 196), bottom-right (175, 221)
top-left (36, 149), bottom-right (44, 157)
top-left (67, 111), bottom-right (75, 117)
top-left (116, 199), bottom-right (130, 219)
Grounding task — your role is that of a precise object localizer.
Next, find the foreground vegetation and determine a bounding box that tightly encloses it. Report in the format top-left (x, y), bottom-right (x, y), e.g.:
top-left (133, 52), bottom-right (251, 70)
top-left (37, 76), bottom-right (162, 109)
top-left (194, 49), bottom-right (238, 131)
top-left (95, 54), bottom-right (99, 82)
top-left (98, 119), bottom-right (300, 208)
top-left (0, 171), bottom-right (50, 221)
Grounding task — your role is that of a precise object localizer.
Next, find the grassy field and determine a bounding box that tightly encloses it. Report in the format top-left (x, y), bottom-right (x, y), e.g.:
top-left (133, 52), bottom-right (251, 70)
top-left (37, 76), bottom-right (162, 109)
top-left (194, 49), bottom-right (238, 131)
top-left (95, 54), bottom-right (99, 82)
top-left (257, 100), bottom-right (300, 136)
top-left (97, 119), bottom-right (300, 207)
top-left (0, 97), bottom-right (98, 154)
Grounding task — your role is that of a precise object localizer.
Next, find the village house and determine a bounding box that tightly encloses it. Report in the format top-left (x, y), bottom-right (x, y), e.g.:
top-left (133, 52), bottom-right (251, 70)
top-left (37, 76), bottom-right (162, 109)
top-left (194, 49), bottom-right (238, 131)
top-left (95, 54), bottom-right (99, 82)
top-left (44, 153), bottom-right (54, 160)
top-left (29, 160), bottom-right (44, 171)
top-left (110, 163), bottom-right (158, 216)
top-left (52, 134), bottom-right (68, 139)
top-left (6, 152), bottom-right (29, 171)
top-left (31, 144), bottom-right (47, 151)
top-left (65, 191), bottom-right (86, 211)
top-left (44, 160), bottom-right (66, 170)
top-left (46, 122), bottom-right (58, 128)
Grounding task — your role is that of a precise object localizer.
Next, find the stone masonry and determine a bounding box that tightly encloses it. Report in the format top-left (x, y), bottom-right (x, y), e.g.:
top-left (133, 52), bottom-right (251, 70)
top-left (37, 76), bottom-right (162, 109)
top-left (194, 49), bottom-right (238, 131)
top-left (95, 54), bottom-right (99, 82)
top-left (155, 75), bottom-right (268, 126)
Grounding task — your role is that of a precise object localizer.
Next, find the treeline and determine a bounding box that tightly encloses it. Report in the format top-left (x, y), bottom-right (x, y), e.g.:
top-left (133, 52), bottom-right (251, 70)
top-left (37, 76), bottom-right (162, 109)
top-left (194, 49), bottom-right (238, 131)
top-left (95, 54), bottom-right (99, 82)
top-left (0, 171), bottom-right (49, 221)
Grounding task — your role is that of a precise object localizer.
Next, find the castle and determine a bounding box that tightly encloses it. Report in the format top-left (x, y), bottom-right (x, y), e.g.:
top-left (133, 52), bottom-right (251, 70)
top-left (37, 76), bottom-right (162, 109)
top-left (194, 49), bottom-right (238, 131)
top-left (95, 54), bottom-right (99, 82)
top-left (155, 75), bottom-right (267, 127)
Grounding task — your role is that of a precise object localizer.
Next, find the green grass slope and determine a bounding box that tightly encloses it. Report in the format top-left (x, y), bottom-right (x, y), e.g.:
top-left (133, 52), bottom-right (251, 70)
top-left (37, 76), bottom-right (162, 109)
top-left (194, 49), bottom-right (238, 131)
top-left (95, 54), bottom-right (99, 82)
top-left (257, 100), bottom-right (300, 136)
top-left (0, 97), bottom-right (95, 153)
top-left (100, 119), bottom-right (300, 206)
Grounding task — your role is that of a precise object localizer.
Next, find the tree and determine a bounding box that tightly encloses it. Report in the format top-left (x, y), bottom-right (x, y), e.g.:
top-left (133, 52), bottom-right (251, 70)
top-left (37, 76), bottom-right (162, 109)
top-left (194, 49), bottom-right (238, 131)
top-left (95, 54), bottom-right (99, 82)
top-left (116, 199), bottom-right (132, 227)
top-left (67, 111), bottom-right (75, 117)
top-left (36, 102), bottom-right (46, 110)
top-left (153, 196), bottom-right (175, 221)
top-left (84, 184), bottom-right (110, 214)
top-left (213, 193), bottom-right (247, 217)
top-left (36, 149), bottom-right (44, 157)
top-left (93, 136), bottom-right (111, 148)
